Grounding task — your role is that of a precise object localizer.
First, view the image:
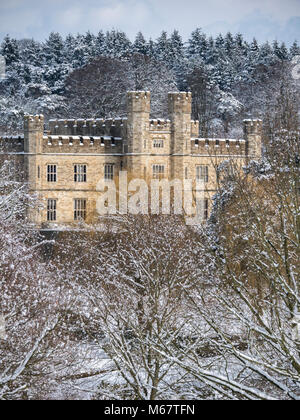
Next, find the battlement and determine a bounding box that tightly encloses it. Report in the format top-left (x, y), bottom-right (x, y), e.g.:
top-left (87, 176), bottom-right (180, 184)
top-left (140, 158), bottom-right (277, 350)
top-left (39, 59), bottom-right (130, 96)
top-left (48, 118), bottom-right (127, 137)
top-left (243, 119), bottom-right (263, 135)
top-left (24, 114), bottom-right (44, 131)
top-left (127, 91), bottom-right (151, 113)
top-left (42, 135), bottom-right (123, 153)
top-left (149, 119), bottom-right (171, 132)
top-left (191, 137), bottom-right (246, 155)
top-left (168, 92), bottom-right (192, 114)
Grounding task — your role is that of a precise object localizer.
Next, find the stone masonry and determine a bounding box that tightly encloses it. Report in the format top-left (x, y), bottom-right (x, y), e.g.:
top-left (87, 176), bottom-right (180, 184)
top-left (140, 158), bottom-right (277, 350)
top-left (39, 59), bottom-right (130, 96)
top-left (0, 91), bottom-right (262, 227)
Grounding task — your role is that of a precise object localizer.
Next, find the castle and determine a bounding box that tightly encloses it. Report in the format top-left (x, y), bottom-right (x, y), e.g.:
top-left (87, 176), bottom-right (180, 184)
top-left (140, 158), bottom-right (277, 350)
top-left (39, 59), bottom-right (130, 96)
top-left (0, 91), bottom-right (262, 227)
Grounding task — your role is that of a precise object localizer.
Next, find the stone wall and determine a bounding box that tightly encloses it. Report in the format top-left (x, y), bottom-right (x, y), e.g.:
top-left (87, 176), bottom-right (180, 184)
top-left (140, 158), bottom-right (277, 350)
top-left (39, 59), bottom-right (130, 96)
top-left (8, 91), bottom-right (263, 226)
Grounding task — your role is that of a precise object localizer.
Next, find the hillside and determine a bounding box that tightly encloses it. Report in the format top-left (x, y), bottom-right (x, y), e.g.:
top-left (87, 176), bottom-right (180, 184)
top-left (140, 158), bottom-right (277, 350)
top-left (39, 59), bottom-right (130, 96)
top-left (0, 29), bottom-right (299, 136)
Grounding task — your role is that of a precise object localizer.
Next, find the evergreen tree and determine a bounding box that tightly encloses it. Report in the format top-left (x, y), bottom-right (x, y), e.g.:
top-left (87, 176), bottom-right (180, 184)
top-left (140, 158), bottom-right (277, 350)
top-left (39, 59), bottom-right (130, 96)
top-left (154, 31), bottom-right (169, 62)
top-left (273, 40), bottom-right (289, 60)
top-left (215, 34), bottom-right (225, 50)
top-left (63, 34), bottom-right (76, 64)
top-left (168, 30), bottom-right (184, 66)
top-left (105, 30), bottom-right (132, 58)
top-left (250, 38), bottom-right (259, 53)
top-left (289, 40), bottom-right (300, 58)
top-left (234, 33), bottom-right (244, 50)
top-left (273, 40), bottom-right (281, 59)
top-left (224, 32), bottom-right (234, 57)
top-left (1, 35), bottom-right (20, 66)
top-left (148, 38), bottom-right (155, 59)
top-left (43, 32), bottom-right (64, 64)
top-left (205, 36), bottom-right (217, 64)
top-left (133, 32), bottom-right (148, 55)
top-left (21, 39), bottom-right (42, 66)
top-left (187, 28), bottom-right (208, 60)
top-left (258, 41), bottom-right (277, 66)
top-left (95, 31), bottom-right (106, 56)
top-left (84, 31), bottom-right (96, 59)
top-left (23, 65), bottom-right (32, 84)
top-left (71, 34), bottom-right (87, 67)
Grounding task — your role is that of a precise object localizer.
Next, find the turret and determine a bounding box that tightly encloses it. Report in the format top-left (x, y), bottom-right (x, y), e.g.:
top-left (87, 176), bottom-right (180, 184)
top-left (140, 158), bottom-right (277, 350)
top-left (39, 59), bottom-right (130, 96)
top-left (126, 91), bottom-right (150, 176)
top-left (24, 115), bottom-right (44, 214)
top-left (168, 92), bottom-right (192, 179)
top-left (126, 91), bottom-right (150, 154)
top-left (24, 114), bottom-right (44, 154)
top-left (244, 119), bottom-right (262, 159)
top-left (168, 92), bottom-right (192, 155)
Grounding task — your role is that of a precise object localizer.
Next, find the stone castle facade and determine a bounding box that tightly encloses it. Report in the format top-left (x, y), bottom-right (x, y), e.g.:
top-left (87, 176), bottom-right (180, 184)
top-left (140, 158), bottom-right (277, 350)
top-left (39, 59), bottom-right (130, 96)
top-left (0, 91), bottom-right (262, 227)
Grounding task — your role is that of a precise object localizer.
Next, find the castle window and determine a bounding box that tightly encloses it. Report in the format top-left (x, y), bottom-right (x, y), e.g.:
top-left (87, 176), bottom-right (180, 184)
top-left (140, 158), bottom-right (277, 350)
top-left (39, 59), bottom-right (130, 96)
top-left (104, 164), bottom-right (114, 180)
top-left (74, 164), bottom-right (87, 182)
top-left (47, 165), bottom-right (57, 182)
top-left (47, 199), bottom-right (57, 221)
top-left (37, 166), bottom-right (40, 179)
top-left (196, 165), bottom-right (209, 183)
top-left (153, 164), bottom-right (165, 179)
top-left (74, 199), bottom-right (86, 221)
top-left (153, 139), bottom-right (164, 148)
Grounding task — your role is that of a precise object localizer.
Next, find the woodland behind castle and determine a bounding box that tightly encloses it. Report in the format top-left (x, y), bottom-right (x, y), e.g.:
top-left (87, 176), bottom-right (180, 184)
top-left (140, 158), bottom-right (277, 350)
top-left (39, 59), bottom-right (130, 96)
top-left (0, 29), bottom-right (299, 136)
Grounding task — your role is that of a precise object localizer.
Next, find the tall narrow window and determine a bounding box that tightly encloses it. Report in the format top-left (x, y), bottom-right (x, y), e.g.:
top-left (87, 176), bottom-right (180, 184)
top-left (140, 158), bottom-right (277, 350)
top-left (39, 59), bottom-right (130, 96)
top-left (47, 199), bottom-right (57, 221)
top-left (203, 199), bottom-right (208, 220)
top-left (152, 164), bottom-right (165, 179)
top-left (104, 164), bottom-right (114, 180)
top-left (47, 165), bottom-right (57, 182)
top-left (74, 164), bottom-right (87, 182)
top-left (74, 199), bottom-right (87, 221)
top-left (37, 166), bottom-right (40, 179)
top-left (196, 165), bottom-right (209, 183)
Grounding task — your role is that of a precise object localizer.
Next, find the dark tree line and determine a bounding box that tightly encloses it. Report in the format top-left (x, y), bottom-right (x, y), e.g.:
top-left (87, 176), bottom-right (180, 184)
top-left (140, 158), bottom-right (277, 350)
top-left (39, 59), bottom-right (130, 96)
top-left (0, 29), bottom-right (299, 135)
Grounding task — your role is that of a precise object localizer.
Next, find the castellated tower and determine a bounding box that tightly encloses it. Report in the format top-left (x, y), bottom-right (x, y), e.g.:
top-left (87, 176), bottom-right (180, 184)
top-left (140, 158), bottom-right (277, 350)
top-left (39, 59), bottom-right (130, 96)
top-left (24, 115), bottom-right (44, 224)
top-left (244, 119), bottom-right (263, 159)
top-left (168, 92), bottom-right (192, 179)
top-left (24, 114), bottom-right (44, 154)
top-left (126, 91), bottom-right (150, 177)
top-left (24, 115), bottom-right (44, 189)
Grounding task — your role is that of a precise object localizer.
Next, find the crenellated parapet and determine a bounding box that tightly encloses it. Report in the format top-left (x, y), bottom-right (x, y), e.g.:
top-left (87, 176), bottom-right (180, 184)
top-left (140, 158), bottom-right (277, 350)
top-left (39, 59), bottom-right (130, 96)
top-left (24, 114), bottom-right (44, 132)
top-left (127, 91), bottom-right (151, 114)
top-left (191, 138), bottom-right (247, 155)
top-left (149, 119), bottom-right (171, 132)
top-left (243, 119), bottom-right (262, 135)
top-left (42, 135), bottom-right (123, 154)
top-left (168, 91), bottom-right (192, 115)
top-left (48, 118), bottom-right (127, 137)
